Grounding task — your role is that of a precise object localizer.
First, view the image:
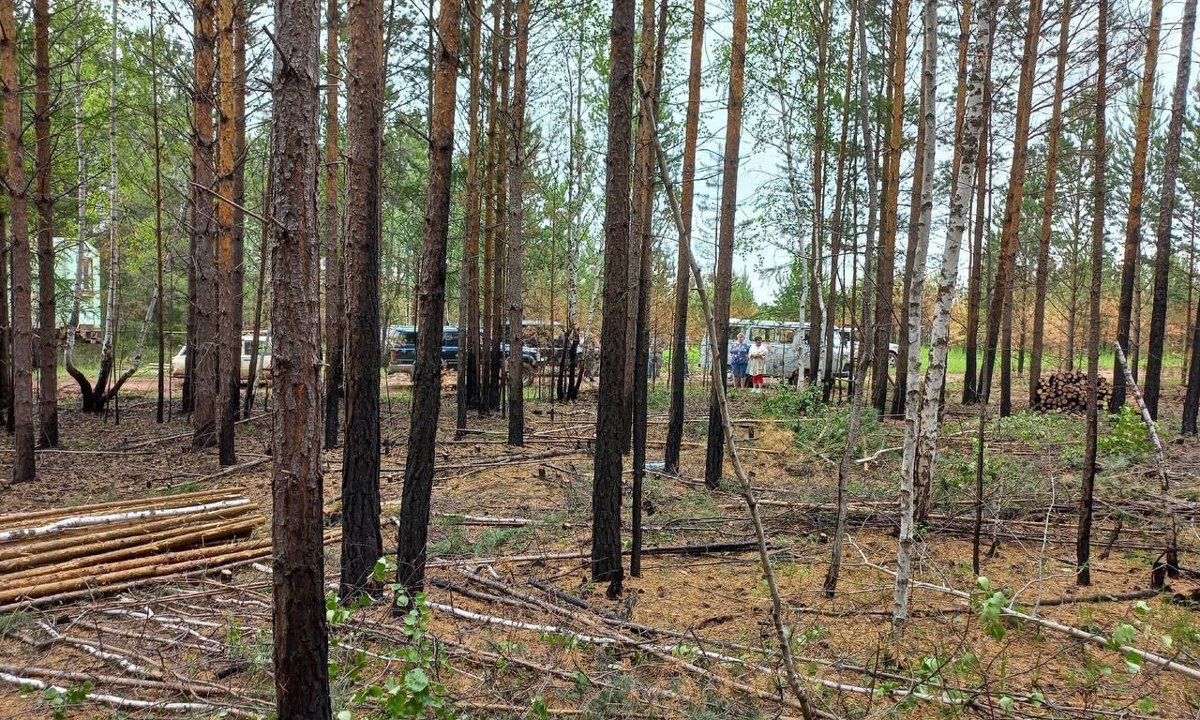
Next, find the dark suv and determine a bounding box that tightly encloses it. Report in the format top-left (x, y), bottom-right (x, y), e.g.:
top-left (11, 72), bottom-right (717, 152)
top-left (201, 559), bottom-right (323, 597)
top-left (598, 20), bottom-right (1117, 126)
top-left (386, 326), bottom-right (539, 377)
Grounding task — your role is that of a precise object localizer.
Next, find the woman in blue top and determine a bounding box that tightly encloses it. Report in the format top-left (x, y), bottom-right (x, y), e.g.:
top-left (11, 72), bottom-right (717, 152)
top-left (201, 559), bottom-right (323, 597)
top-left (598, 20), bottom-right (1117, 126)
top-left (729, 332), bottom-right (750, 388)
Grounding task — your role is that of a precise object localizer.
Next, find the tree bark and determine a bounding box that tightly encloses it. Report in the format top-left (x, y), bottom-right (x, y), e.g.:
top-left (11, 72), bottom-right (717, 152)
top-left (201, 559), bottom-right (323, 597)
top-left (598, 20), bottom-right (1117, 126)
top-left (1, 0), bottom-right (35, 482)
top-left (456, 0), bottom-right (483, 431)
top-left (962, 63), bottom-right (992, 403)
top-left (592, 0), bottom-right (636, 594)
top-left (268, 0), bottom-right (332, 705)
top-left (869, 0), bottom-right (910, 414)
top-left (323, 0), bottom-right (344, 448)
top-left (915, 0), bottom-right (991, 531)
top-left (1030, 0), bottom-right (1072, 409)
top-left (33, 0), bottom-right (56, 448)
top-left (1142, 0), bottom-right (1197, 418)
top-left (807, 0), bottom-right (832, 387)
top-left (506, 0), bottom-right (529, 446)
top-left (151, 7), bottom-right (166, 424)
top-left (1078, 0), bottom-right (1107, 587)
top-left (216, 0), bottom-right (238, 466)
top-left (978, 0), bottom-right (1042, 403)
top-left (396, 0), bottom-right (461, 598)
top-left (480, 4), bottom-right (500, 415)
top-left (663, 0), bottom-right (704, 475)
top-left (1110, 0), bottom-right (1162, 412)
top-left (340, 0), bottom-right (385, 599)
top-left (191, 0), bottom-right (218, 449)
top-left (703, 0), bottom-right (747, 490)
top-left (894, 0), bottom-right (938, 637)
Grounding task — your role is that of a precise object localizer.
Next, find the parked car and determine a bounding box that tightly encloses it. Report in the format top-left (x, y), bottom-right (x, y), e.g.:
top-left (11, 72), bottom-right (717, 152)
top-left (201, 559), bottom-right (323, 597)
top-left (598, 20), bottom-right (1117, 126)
top-left (386, 326), bottom-right (540, 382)
top-left (170, 334), bottom-right (273, 385)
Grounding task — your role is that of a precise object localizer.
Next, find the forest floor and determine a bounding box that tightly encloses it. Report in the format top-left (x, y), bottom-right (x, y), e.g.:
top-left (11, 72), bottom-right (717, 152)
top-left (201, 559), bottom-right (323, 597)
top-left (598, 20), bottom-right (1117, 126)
top-left (1, 368), bottom-right (1200, 719)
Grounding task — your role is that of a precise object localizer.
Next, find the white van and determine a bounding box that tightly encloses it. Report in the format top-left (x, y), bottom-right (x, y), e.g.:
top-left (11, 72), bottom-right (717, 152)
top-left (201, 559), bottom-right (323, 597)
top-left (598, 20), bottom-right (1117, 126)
top-left (700, 320), bottom-right (895, 383)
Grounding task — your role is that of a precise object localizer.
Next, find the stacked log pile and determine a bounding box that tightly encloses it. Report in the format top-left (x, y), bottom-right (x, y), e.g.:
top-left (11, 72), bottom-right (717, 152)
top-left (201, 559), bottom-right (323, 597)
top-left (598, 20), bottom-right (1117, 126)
top-left (1034, 370), bottom-right (1110, 413)
top-left (0, 489), bottom-right (266, 610)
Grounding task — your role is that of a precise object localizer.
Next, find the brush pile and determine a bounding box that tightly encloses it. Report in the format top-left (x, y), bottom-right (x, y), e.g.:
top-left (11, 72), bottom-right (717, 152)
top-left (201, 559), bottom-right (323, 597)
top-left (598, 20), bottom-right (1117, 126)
top-left (0, 488), bottom-right (265, 611)
top-left (1034, 370), bottom-right (1110, 413)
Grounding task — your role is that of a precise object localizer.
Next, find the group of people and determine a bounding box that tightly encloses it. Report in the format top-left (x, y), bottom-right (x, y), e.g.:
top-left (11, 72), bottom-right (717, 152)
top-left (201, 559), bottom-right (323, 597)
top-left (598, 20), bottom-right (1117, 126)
top-left (730, 332), bottom-right (768, 390)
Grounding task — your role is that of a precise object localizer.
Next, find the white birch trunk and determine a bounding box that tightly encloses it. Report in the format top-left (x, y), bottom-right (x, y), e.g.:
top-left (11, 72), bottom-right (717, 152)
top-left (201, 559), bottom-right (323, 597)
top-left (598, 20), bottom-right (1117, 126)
top-left (893, 0), bottom-right (939, 638)
top-left (101, 0), bottom-right (118, 366)
top-left (914, 0), bottom-right (995, 520)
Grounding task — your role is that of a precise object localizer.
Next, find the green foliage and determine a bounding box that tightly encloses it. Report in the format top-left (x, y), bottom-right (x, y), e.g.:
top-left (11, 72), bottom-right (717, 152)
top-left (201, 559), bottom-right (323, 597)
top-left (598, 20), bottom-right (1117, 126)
top-left (22, 680), bottom-right (91, 720)
top-left (760, 383), bottom-right (823, 418)
top-left (332, 558), bottom-right (452, 720)
top-left (974, 577), bottom-right (1015, 641)
top-left (791, 403), bottom-right (881, 456)
top-left (1099, 406), bottom-right (1153, 458)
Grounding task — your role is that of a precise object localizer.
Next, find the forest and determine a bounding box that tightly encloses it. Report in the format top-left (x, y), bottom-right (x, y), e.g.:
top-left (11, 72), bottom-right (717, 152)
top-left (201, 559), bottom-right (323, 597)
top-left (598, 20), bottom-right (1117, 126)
top-left (1, 0), bottom-right (1200, 715)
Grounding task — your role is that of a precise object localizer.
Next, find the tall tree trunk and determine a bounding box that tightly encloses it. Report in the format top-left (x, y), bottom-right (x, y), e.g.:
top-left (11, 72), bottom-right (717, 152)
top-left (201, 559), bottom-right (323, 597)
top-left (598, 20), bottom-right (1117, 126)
top-left (489, 3), bottom-right (510, 414)
top-left (893, 0), bottom-right (938, 637)
top-left (150, 7), bottom-right (166, 424)
top-left (1110, 0), bottom-right (1162, 412)
top-left (915, 0), bottom-right (991, 529)
top-left (1078, 0), bottom-right (1107, 587)
top-left (962, 63), bottom-right (992, 403)
top-left (457, 0), bottom-right (483, 431)
top-left (0, 211), bottom-right (8, 432)
top-left (340, 0), bottom-right (386, 599)
top-left (821, 0), bottom-right (856, 405)
top-left (395, 0), bottom-right (461, 598)
top-left (807, 0), bottom-right (832, 386)
top-left (891, 37), bottom-right (929, 419)
top-left (480, 6), bottom-right (500, 415)
top-left (267, 0), bottom-right (332, 702)
top-left (824, 0), bottom-right (877, 597)
top-left (631, 0), bottom-right (667, 579)
top-left (1000, 279), bottom-right (1013, 416)
top-left (505, 0), bottom-right (529, 446)
top-left (323, 0), bottom-right (344, 448)
top-left (703, 0), bottom-right (747, 490)
top-left (1, 0), bottom-right (35, 482)
top-left (978, 0), bottom-right (1042, 403)
top-left (191, 0), bottom-right (218, 449)
top-left (663, 0), bottom-right (704, 475)
top-left (1142, 0), bottom-right (1197, 418)
top-left (33, 0), bottom-right (56, 448)
top-left (231, 0), bottom-right (247, 424)
top-left (1030, 0), bottom-right (1071, 409)
top-left (869, 0), bottom-right (910, 414)
top-left (244, 157), bottom-right (270, 418)
top-left (591, 0), bottom-right (636, 594)
top-left (216, 0), bottom-right (238, 466)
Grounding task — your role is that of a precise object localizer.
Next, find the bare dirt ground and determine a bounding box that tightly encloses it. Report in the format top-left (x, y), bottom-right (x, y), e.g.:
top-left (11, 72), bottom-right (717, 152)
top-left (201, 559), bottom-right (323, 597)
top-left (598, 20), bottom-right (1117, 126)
top-left (1, 371), bottom-right (1199, 719)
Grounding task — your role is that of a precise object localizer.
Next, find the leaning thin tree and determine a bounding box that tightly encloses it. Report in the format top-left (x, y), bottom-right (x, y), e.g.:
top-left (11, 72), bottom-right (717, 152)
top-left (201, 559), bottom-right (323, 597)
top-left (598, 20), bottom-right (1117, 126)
top-left (395, 0), bottom-right (462, 599)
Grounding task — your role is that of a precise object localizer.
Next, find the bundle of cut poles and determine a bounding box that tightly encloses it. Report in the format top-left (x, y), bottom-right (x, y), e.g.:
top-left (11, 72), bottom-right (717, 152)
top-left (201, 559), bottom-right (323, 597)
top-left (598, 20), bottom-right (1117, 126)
top-left (0, 489), bottom-right (265, 611)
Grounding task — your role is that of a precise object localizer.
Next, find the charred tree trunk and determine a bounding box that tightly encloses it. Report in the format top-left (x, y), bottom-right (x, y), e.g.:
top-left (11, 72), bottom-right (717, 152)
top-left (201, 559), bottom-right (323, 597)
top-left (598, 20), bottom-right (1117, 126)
top-left (395, 0), bottom-right (461, 598)
top-left (1078, 0), bottom-right (1107, 587)
top-left (703, 0), bottom-right (747, 490)
top-left (480, 5), bottom-right (499, 416)
top-left (505, 0), bottom-right (529, 446)
top-left (267, 0), bottom-right (332, 702)
top-left (592, 0), bottom-right (636, 594)
top-left (340, 0), bottom-right (386, 599)
top-left (323, 0), bottom-right (344, 448)
top-left (1142, 0), bottom-right (1197, 418)
top-left (663, 0), bottom-right (704, 475)
top-left (1, 0), bottom-right (35, 482)
top-left (456, 0), bottom-right (483, 431)
top-left (33, 0), bottom-right (56, 448)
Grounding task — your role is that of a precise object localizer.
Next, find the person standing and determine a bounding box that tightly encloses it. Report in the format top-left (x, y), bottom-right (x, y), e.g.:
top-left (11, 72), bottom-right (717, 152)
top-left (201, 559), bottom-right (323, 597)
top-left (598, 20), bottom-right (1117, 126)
top-left (729, 331), bottom-right (750, 388)
top-left (748, 335), bottom-right (768, 391)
